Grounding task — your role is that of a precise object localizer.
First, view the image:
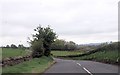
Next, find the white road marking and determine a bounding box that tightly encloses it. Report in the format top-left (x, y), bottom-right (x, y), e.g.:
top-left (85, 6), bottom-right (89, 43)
top-left (77, 63), bottom-right (93, 75)
top-left (83, 67), bottom-right (93, 75)
top-left (77, 63), bottom-right (82, 66)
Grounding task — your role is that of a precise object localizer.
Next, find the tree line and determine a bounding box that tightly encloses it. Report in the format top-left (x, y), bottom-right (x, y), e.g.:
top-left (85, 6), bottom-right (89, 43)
top-left (51, 39), bottom-right (78, 50)
top-left (2, 44), bottom-right (26, 49)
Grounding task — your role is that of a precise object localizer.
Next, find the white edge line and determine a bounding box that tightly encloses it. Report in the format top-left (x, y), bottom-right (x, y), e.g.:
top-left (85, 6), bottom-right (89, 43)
top-left (77, 63), bottom-right (93, 75)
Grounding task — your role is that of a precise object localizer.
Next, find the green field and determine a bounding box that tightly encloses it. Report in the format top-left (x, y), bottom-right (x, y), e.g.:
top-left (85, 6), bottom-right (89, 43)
top-left (72, 50), bottom-right (118, 60)
top-left (52, 42), bottom-right (119, 64)
top-left (51, 51), bottom-right (83, 56)
top-left (2, 56), bottom-right (54, 73)
top-left (2, 48), bottom-right (31, 59)
top-left (61, 50), bottom-right (119, 64)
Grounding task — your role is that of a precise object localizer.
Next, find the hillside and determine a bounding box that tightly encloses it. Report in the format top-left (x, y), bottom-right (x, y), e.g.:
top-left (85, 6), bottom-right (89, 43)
top-left (58, 42), bottom-right (119, 65)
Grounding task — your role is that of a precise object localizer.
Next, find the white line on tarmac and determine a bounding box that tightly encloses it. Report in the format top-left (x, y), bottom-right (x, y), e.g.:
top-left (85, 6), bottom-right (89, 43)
top-left (77, 63), bottom-right (93, 75)
top-left (77, 63), bottom-right (82, 66)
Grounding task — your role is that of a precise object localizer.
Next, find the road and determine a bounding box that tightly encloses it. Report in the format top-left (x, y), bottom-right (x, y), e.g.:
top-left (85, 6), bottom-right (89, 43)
top-left (44, 58), bottom-right (119, 75)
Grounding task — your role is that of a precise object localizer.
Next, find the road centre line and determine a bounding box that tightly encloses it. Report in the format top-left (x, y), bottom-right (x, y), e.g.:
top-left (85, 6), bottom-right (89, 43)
top-left (77, 63), bottom-right (82, 66)
top-left (77, 63), bottom-right (93, 75)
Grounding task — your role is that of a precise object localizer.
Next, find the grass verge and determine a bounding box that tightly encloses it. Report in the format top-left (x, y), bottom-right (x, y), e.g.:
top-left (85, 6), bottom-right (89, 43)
top-left (2, 56), bottom-right (55, 73)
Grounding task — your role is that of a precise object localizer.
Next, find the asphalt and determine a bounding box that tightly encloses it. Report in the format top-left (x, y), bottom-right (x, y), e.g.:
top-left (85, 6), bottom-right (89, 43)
top-left (44, 58), bottom-right (119, 75)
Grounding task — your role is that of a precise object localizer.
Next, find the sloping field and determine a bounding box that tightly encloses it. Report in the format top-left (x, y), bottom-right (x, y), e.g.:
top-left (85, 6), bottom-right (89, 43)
top-left (60, 42), bottom-right (119, 64)
top-left (72, 50), bottom-right (119, 64)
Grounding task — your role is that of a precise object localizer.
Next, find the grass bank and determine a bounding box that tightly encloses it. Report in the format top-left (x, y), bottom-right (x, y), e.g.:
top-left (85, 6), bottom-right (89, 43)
top-left (2, 56), bottom-right (55, 73)
top-left (66, 50), bottom-right (119, 64)
top-left (53, 42), bottom-right (119, 65)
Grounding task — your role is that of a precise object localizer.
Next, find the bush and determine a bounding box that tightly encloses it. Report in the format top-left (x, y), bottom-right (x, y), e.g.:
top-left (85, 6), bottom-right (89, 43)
top-left (31, 40), bottom-right (44, 58)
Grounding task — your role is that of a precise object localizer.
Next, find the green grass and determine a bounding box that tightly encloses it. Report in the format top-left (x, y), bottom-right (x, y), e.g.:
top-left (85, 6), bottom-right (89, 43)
top-left (2, 56), bottom-right (54, 73)
top-left (2, 48), bottom-right (31, 59)
top-left (51, 51), bottom-right (83, 56)
top-left (52, 42), bottom-right (119, 64)
top-left (66, 50), bottom-right (119, 64)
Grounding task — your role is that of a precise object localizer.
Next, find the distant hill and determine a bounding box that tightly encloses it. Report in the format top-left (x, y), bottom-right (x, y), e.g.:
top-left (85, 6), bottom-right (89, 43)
top-left (79, 43), bottom-right (102, 46)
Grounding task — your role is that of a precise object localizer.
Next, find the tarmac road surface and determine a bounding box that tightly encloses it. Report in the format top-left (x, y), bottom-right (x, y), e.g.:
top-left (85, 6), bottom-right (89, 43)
top-left (44, 58), bottom-right (119, 75)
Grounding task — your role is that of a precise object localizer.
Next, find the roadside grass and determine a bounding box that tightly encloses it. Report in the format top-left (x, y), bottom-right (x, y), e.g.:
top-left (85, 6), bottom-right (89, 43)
top-left (2, 56), bottom-right (54, 73)
top-left (64, 50), bottom-right (119, 64)
top-left (2, 48), bottom-right (31, 59)
top-left (51, 50), bottom-right (83, 56)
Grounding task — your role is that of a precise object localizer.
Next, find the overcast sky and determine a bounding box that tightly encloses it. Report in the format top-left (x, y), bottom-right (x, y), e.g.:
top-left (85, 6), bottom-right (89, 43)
top-left (0, 0), bottom-right (119, 47)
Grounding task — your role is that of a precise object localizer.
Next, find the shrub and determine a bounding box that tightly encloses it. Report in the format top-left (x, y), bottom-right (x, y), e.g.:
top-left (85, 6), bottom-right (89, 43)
top-left (31, 40), bottom-right (44, 58)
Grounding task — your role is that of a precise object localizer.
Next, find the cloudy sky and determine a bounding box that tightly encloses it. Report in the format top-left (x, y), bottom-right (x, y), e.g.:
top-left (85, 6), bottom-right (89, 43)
top-left (0, 0), bottom-right (119, 47)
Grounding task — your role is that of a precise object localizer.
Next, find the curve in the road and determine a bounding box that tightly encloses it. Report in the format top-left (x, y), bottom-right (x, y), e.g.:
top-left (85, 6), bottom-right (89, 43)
top-left (44, 58), bottom-right (119, 75)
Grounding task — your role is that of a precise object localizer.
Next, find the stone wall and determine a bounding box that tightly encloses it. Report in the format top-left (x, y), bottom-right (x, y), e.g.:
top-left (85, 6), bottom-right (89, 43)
top-left (1, 55), bottom-right (32, 67)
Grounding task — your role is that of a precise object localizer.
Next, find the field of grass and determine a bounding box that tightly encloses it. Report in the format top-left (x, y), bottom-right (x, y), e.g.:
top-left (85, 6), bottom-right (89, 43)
top-left (2, 48), bottom-right (31, 59)
top-left (2, 56), bottom-right (54, 73)
top-left (53, 42), bottom-right (119, 65)
top-left (63, 50), bottom-right (119, 64)
top-left (51, 51), bottom-right (83, 56)
top-left (73, 50), bottom-right (118, 60)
